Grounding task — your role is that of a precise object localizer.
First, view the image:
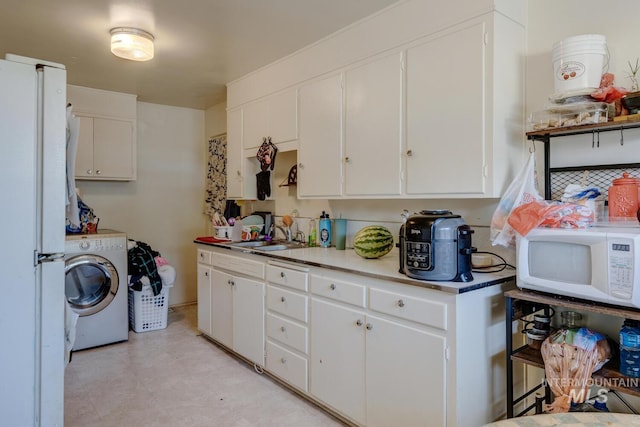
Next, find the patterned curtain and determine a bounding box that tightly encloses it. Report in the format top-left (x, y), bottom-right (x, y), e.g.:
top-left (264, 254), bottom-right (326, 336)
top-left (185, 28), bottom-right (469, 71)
top-left (203, 134), bottom-right (227, 220)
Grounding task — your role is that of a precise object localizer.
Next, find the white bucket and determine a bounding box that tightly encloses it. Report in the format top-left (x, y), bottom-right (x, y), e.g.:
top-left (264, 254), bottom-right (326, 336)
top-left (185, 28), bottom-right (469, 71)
top-left (552, 34), bottom-right (608, 95)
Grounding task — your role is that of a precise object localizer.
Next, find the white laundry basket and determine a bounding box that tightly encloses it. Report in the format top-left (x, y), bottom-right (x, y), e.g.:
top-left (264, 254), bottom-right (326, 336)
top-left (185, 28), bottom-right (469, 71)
top-left (128, 283), bottom-right (172, 332)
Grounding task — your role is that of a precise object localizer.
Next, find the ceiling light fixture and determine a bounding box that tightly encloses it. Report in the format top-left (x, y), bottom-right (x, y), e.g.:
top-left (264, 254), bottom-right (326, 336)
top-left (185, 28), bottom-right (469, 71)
top-left (110, 27), bottom-right (154, 61)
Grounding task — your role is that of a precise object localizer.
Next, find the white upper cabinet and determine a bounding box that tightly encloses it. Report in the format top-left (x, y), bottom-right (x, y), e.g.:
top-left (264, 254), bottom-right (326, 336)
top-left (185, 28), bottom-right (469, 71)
top-left (344, 53), bottom-right (403, 197)
top-left (242, 89), bottom-right (297, 149)
top-left (405, 14), bottom-right (524, 197)
top-left (226, 109), bottom-right (251, 199)
top-left (68, 85), bottom-right (137, 181)
top-left (405, 22), bottom-right (485, 195)
top-left (226, 0), bottom-right (525, 200)
top-left (297, 74), bottom-right (344, 198)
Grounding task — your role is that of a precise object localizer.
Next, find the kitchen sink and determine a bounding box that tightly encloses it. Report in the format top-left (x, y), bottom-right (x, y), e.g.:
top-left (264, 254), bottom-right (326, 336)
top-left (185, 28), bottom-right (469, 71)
top-left (230, 240), bottom-right (307, 251)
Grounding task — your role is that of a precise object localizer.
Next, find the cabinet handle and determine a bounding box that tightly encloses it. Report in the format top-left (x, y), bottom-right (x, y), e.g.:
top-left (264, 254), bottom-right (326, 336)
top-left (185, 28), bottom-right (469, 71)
top-left (406, 149), bottom-right (413, 157)
top-left (356, 319), bottom-right (363, 327)
top-left (204, 271), bottom-right (208, 277)
top-left (229, 280), bottom-right (235, 286)
top-left (87, 169), bottom-right (93, 175)
top-left (345, 157), bottom-right (350, 163)
top-left (330, 283), bottom-right (336, 290)
top-left (366, 323), bottom-right (373, 330)
top-left (280, 326), bottom-right (286, 332)
top-left (280, 357), bottom-right (286, 364)
top-left (236, 170), bottom-right (241, 176)
top-left (281, 296), bottom-right (286, 303)
top-left (280, 271), bottom-right (285, 278)
top-left (298, 162), bottom-right (304, 169)
top-left (96, 170), bottom-right (102, 175)
top-left (398, 299), bottom-right (405, 308)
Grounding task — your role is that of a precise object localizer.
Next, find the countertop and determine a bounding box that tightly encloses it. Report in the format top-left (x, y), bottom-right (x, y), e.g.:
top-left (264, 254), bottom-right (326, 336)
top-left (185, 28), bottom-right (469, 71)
top-left (485, 412), bottom-right (640, 426)
top-left (194, 238), bottom-right (515, 294)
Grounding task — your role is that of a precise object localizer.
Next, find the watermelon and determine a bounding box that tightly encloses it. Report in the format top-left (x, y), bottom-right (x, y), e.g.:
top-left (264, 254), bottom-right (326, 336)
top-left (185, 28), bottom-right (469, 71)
top-left (353, 225), bottom-right (394, 259)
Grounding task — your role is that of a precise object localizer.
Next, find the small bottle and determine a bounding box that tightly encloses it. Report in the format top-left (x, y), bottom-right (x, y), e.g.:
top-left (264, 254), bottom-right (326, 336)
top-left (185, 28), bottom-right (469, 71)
top-left (308, 219), bottom-right (317, 247)
top-left (620, 319), bottom-right (640, 378)
top-left (319, 211), bottom-right (331, 248)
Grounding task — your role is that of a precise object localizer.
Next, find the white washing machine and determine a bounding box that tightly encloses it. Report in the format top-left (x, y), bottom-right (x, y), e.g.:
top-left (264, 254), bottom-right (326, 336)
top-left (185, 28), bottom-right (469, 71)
top-left (65, 230), bottom-right (129, 350)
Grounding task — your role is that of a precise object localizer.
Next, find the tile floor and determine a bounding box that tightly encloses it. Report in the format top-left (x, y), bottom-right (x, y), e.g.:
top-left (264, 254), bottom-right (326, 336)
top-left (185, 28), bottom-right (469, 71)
top-left (64, 304), bottom-right (346, 426)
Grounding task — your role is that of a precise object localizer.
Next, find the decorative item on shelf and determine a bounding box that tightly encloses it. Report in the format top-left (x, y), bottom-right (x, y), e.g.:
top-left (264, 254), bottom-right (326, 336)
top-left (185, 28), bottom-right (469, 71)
top-left (279, 164), bottom-right (297, 187)
top-left (627, 58), bottom-right (639, 92)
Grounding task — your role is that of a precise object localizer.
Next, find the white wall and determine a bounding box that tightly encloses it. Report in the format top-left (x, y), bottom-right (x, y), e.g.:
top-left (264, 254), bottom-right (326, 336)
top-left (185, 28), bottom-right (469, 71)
top-left (76, 102), bottom-right (206, 306)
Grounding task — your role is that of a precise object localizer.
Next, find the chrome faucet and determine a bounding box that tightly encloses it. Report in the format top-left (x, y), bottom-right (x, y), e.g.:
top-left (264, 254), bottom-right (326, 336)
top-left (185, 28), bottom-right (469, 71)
top-left (270, 224), bottom-right (291, 242)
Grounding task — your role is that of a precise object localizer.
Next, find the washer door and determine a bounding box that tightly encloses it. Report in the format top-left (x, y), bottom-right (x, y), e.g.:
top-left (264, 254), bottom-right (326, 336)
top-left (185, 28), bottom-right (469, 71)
top-left (65, 254), bottom-right (119, 316)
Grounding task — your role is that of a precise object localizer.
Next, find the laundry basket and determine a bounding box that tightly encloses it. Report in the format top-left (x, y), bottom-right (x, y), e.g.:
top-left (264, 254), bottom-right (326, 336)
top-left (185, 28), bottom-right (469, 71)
top-left (128, 284), bottom-right (172, 332)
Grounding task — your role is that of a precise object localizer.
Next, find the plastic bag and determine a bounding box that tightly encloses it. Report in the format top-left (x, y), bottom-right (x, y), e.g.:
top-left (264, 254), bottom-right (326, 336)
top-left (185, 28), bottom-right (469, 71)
top-left (490, 152), bottom-right (543, 248)
top-left (508, 200), bottom-right (594, 236)
top-left (541, 327), bottom-right (611, 413)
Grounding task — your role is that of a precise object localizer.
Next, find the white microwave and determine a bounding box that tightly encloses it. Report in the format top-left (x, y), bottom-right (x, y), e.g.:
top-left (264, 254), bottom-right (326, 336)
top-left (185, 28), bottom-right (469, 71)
top-left (516, 226), bottom-right (640, 308)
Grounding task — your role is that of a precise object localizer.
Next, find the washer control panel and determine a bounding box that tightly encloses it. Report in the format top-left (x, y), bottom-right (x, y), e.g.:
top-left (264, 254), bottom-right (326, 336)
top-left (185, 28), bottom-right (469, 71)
top-left (65, 236), bottom-right (126, 253)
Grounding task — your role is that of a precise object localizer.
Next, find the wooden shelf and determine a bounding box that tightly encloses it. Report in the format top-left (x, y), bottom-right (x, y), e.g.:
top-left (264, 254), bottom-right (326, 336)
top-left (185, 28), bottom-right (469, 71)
top-left (505, 288), bottom-right (640, 321)
top-left (511, 343), bottom-right (640, 398)
top-left (526, 118), bottom-right (640, 140)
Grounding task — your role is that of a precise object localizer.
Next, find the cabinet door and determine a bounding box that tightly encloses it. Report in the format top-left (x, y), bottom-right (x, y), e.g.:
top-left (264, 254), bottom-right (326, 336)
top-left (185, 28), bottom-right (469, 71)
top-left (298, 74), bottom-right (344, 198)
top-left (226, 109), bottom-right (244, 199)
top-left (406, 22), bottom-right (485, 195)
top-left (233, 276), bottom-right (265, 366)
top-left (75, 116), bottom-right (94, 178)
top-left (345, 53), bottom-right (403, 196)
top-left (242, 99), bottom-right (269, 149)
top-left (366, 315), bottom-right (446, 427)
top-left (197, 263), bottom-right (212, 336)
top-left (268, 89), bottom-right (297, 144)
top-left (92, 117), bottom-right (135, 180)
top-left (210, 268), bottom-right (234, 349)
top-left (310, 299), bottom-right (366, 425)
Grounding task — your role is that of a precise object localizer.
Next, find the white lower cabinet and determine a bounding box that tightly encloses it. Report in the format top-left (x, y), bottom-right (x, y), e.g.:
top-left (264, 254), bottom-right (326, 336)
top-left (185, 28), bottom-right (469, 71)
top-left (310, 293), bottom-right (447, 427)
top-left (265, 262), bottom-right (310, 393)
top-left (365, 314), bottom-right (446, 427)
top-left (196, 245), bottom-right (511, 426)
top-left (196, 247), bottom-right (265, 366)
top-left (310, 298), bottom-right (367, 425)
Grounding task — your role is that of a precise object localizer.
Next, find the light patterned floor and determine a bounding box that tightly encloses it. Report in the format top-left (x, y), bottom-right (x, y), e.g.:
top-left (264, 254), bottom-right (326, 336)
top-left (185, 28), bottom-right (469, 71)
top-left (64, 304), bottom-right (346, 426)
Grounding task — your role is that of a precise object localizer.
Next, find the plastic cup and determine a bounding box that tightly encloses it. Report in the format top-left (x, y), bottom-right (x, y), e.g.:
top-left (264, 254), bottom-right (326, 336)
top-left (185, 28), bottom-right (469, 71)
top-left (333, 219), bottom-right (347, 250)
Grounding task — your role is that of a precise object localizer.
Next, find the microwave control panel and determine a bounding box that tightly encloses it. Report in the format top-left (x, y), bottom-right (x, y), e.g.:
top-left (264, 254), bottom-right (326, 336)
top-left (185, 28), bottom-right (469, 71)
top-left (608, 240), bottom-right (634, 299)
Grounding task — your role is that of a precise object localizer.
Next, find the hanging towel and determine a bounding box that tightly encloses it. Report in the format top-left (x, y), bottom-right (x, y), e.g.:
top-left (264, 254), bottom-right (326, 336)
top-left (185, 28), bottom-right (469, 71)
top-left (204, 134), bottom-right (227, 221)
top-left (66, 105), bottom-right (80, 228)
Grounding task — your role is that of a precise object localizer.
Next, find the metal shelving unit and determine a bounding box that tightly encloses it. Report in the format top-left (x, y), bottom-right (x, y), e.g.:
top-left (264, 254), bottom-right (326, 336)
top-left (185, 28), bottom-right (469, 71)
top-left (505, 289), bottom-right (640, 418)
top-left (527, 120), bottom-right (640, 200)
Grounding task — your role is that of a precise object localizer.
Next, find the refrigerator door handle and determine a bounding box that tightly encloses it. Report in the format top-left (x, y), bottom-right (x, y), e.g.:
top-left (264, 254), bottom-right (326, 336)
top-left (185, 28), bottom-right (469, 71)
top-left (35, 250), bottom-right (65, 265)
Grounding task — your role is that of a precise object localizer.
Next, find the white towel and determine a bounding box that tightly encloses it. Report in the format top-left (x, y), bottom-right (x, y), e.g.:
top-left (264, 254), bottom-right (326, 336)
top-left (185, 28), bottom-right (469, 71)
top-left (64, 298), bottom-right (79, 366)
top-left (66, 105), bottom-right (80, 228)
top-left (158, 265), bottom-right (177, 286)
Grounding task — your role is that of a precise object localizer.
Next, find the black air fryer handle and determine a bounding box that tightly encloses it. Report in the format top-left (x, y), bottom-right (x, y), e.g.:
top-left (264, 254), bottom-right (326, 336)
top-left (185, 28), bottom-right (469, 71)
top-left (454, 226), bottom-right (474, 282)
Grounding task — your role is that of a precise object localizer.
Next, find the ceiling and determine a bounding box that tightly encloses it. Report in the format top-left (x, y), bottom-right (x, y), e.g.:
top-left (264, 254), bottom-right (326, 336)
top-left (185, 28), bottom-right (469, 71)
top-left (0, 0), bottom-right (399, 110)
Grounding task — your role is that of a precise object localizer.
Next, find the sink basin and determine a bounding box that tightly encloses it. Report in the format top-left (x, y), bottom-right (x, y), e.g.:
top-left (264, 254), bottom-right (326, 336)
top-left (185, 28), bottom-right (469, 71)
top-left (230, 240), bottom-right (307, 251)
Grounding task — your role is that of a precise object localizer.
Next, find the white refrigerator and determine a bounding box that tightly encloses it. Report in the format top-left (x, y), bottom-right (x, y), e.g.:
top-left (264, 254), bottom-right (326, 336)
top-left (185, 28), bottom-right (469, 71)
top-left (0, 54), bottom-right (67, 426)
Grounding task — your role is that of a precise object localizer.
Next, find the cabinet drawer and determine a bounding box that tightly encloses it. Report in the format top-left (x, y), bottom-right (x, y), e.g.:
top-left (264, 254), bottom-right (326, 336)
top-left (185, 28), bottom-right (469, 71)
top-left (369, 288), bottom-right (447, 330)
top-left (197, 249), bottom-right (212, 265)
top-left (310, 275), bottom-right (366, 308)
top-left (267, 263), bottom-right (308, 291)
top-left (266, 341), bottom-right (308, 393)
top-left (211, 251), bottom-right (265, 280)
top-left (266, 313), bottom-right (308, 354)
top-left (267, 285), bottom-right (308, 323)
